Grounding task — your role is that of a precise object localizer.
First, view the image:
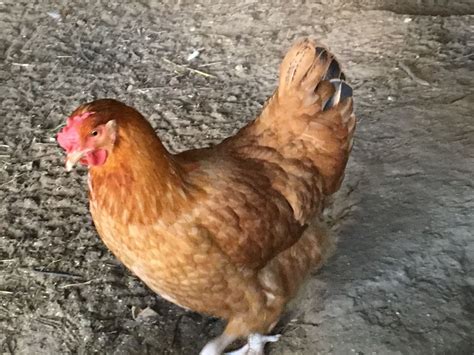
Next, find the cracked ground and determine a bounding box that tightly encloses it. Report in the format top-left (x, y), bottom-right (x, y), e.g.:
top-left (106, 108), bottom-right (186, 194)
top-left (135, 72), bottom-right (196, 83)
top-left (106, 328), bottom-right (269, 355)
top-left (1, 1), bottom-right (473, 354)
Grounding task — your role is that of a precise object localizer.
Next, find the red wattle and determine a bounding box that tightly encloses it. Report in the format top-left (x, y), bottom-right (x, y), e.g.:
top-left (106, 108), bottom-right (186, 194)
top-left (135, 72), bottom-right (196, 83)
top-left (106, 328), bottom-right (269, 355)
top-left (85, 149), bottom-right (108, 166)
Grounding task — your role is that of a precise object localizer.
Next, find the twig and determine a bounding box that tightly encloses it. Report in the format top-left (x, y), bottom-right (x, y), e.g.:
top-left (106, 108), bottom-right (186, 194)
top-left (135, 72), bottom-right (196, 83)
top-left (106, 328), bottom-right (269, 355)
top-left (198, 61), bottom-right (222, 68)
top-left (77, 34), bottom-right (92, 62)
top-left (171, 314), bottom-right (184, 348)
top-left (0, 290), bottom-right (14, 295)
top-left (27, 268), bottom-right (83, 280)
top-left (455, 52), bottom-right (473, 61)
top-left (32, 153), bottom-right (62, 160)
top-left (50, 122), bottom-right (66, 132)
top-left (58, 279), bottom-right (96, 289)
top-left (0, 174), bottom-right (25, 187)
top-left (32, 141), bottom-right (57, 146)
top-left (135, 87), bottom-right (161, 93)
top-left (398, 62), bottom-right (430, 86)
top-left (162, 58), bottom-right (217, 79)
top-left (12, 62), bottom-right (34, 67)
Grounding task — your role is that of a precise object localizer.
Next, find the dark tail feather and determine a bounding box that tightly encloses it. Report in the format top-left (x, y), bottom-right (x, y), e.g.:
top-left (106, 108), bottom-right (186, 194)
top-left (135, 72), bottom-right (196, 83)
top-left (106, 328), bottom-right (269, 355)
top-left (323, 79), bottom-right (353, 111)
top-left (323, 55), bottom-right (346, 81)
top-left (316, 50), bottom-right (351, 111)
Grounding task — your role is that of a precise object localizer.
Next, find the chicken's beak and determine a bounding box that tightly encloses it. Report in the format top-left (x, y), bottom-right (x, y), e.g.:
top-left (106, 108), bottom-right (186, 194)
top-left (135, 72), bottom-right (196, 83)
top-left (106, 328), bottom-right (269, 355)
top-left (65, 150), bottom-right (86, 172)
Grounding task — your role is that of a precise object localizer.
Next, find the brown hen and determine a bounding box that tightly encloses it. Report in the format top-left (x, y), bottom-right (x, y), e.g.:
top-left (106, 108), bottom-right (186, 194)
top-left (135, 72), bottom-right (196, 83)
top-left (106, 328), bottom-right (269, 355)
top-left (57, 39), bottom-right (355, 355)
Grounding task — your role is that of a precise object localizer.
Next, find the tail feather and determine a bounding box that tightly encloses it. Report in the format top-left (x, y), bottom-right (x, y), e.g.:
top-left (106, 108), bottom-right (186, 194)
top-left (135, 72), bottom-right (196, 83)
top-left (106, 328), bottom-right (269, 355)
top-left (323, 79), bottom-right (353, 111)
top-left (277, 39), bottom-right (356, 194)
top-left (229, 38), bottom-right (356, 218)
top-left (323, 53), bottom-right (345, 81)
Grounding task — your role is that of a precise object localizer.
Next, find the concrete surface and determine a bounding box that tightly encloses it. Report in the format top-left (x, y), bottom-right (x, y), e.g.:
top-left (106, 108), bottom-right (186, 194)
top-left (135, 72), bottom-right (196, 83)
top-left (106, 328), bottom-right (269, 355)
top-left (1, 1), bottom-right (473, 354)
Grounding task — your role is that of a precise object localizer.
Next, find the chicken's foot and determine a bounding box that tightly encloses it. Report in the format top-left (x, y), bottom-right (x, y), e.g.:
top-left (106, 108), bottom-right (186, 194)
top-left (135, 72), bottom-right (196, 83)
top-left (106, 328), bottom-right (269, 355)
top-left (225, 333), bottom-right (281, 355)
top-left (200, 334), bottom-right (237, 355)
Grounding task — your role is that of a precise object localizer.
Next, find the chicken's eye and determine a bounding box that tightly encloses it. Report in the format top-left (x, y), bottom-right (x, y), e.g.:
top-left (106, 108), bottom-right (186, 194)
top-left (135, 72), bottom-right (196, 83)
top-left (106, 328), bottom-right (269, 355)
top-left (91, 130), bottom-right (98, 137)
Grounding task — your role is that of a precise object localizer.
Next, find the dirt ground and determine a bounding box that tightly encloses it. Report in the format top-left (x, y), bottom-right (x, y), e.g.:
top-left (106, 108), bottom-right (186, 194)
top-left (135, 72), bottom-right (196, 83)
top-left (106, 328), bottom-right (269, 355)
top-left (1, 1), bottom-right (473, 354)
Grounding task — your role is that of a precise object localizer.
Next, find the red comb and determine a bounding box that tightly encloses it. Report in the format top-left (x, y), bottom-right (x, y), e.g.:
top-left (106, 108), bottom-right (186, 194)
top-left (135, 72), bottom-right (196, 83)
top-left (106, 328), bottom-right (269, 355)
top-left (57, 111), bottom-right (94, 153)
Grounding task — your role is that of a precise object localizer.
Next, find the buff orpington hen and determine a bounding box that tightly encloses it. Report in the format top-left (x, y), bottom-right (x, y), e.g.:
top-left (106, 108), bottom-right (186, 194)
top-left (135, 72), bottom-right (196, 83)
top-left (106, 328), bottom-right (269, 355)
top-left (57, 39), bottom-right (355, 355)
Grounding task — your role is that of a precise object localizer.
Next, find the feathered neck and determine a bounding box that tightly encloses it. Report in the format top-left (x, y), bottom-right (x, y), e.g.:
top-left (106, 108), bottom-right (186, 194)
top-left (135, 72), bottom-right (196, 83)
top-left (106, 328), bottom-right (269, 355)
top-left (88, 116), bottom-right (190, 224)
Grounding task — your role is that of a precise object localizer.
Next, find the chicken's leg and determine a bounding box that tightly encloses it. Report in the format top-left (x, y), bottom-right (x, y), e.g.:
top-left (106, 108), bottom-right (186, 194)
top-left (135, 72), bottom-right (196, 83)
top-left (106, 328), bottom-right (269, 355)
top-left (225, 333), bottom-right (281, 355)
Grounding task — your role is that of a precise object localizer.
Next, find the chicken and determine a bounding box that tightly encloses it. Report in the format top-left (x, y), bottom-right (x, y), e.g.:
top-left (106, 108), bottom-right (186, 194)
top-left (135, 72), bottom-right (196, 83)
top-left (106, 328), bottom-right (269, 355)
top-left (57, 39), bottom-right (355, 355)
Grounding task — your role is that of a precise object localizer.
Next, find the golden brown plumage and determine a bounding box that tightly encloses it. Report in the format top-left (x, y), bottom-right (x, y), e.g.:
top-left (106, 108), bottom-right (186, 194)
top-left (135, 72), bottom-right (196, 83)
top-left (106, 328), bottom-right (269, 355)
top-left (57, 39), bottom-right (355, 354)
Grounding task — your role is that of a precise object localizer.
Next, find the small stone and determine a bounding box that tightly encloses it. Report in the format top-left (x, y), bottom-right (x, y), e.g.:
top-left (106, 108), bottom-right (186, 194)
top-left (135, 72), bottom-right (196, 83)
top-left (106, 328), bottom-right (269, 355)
top-left (169, 77), bottom-right (179, 85)
top-left (135, 307), bottom-right (159, 321)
